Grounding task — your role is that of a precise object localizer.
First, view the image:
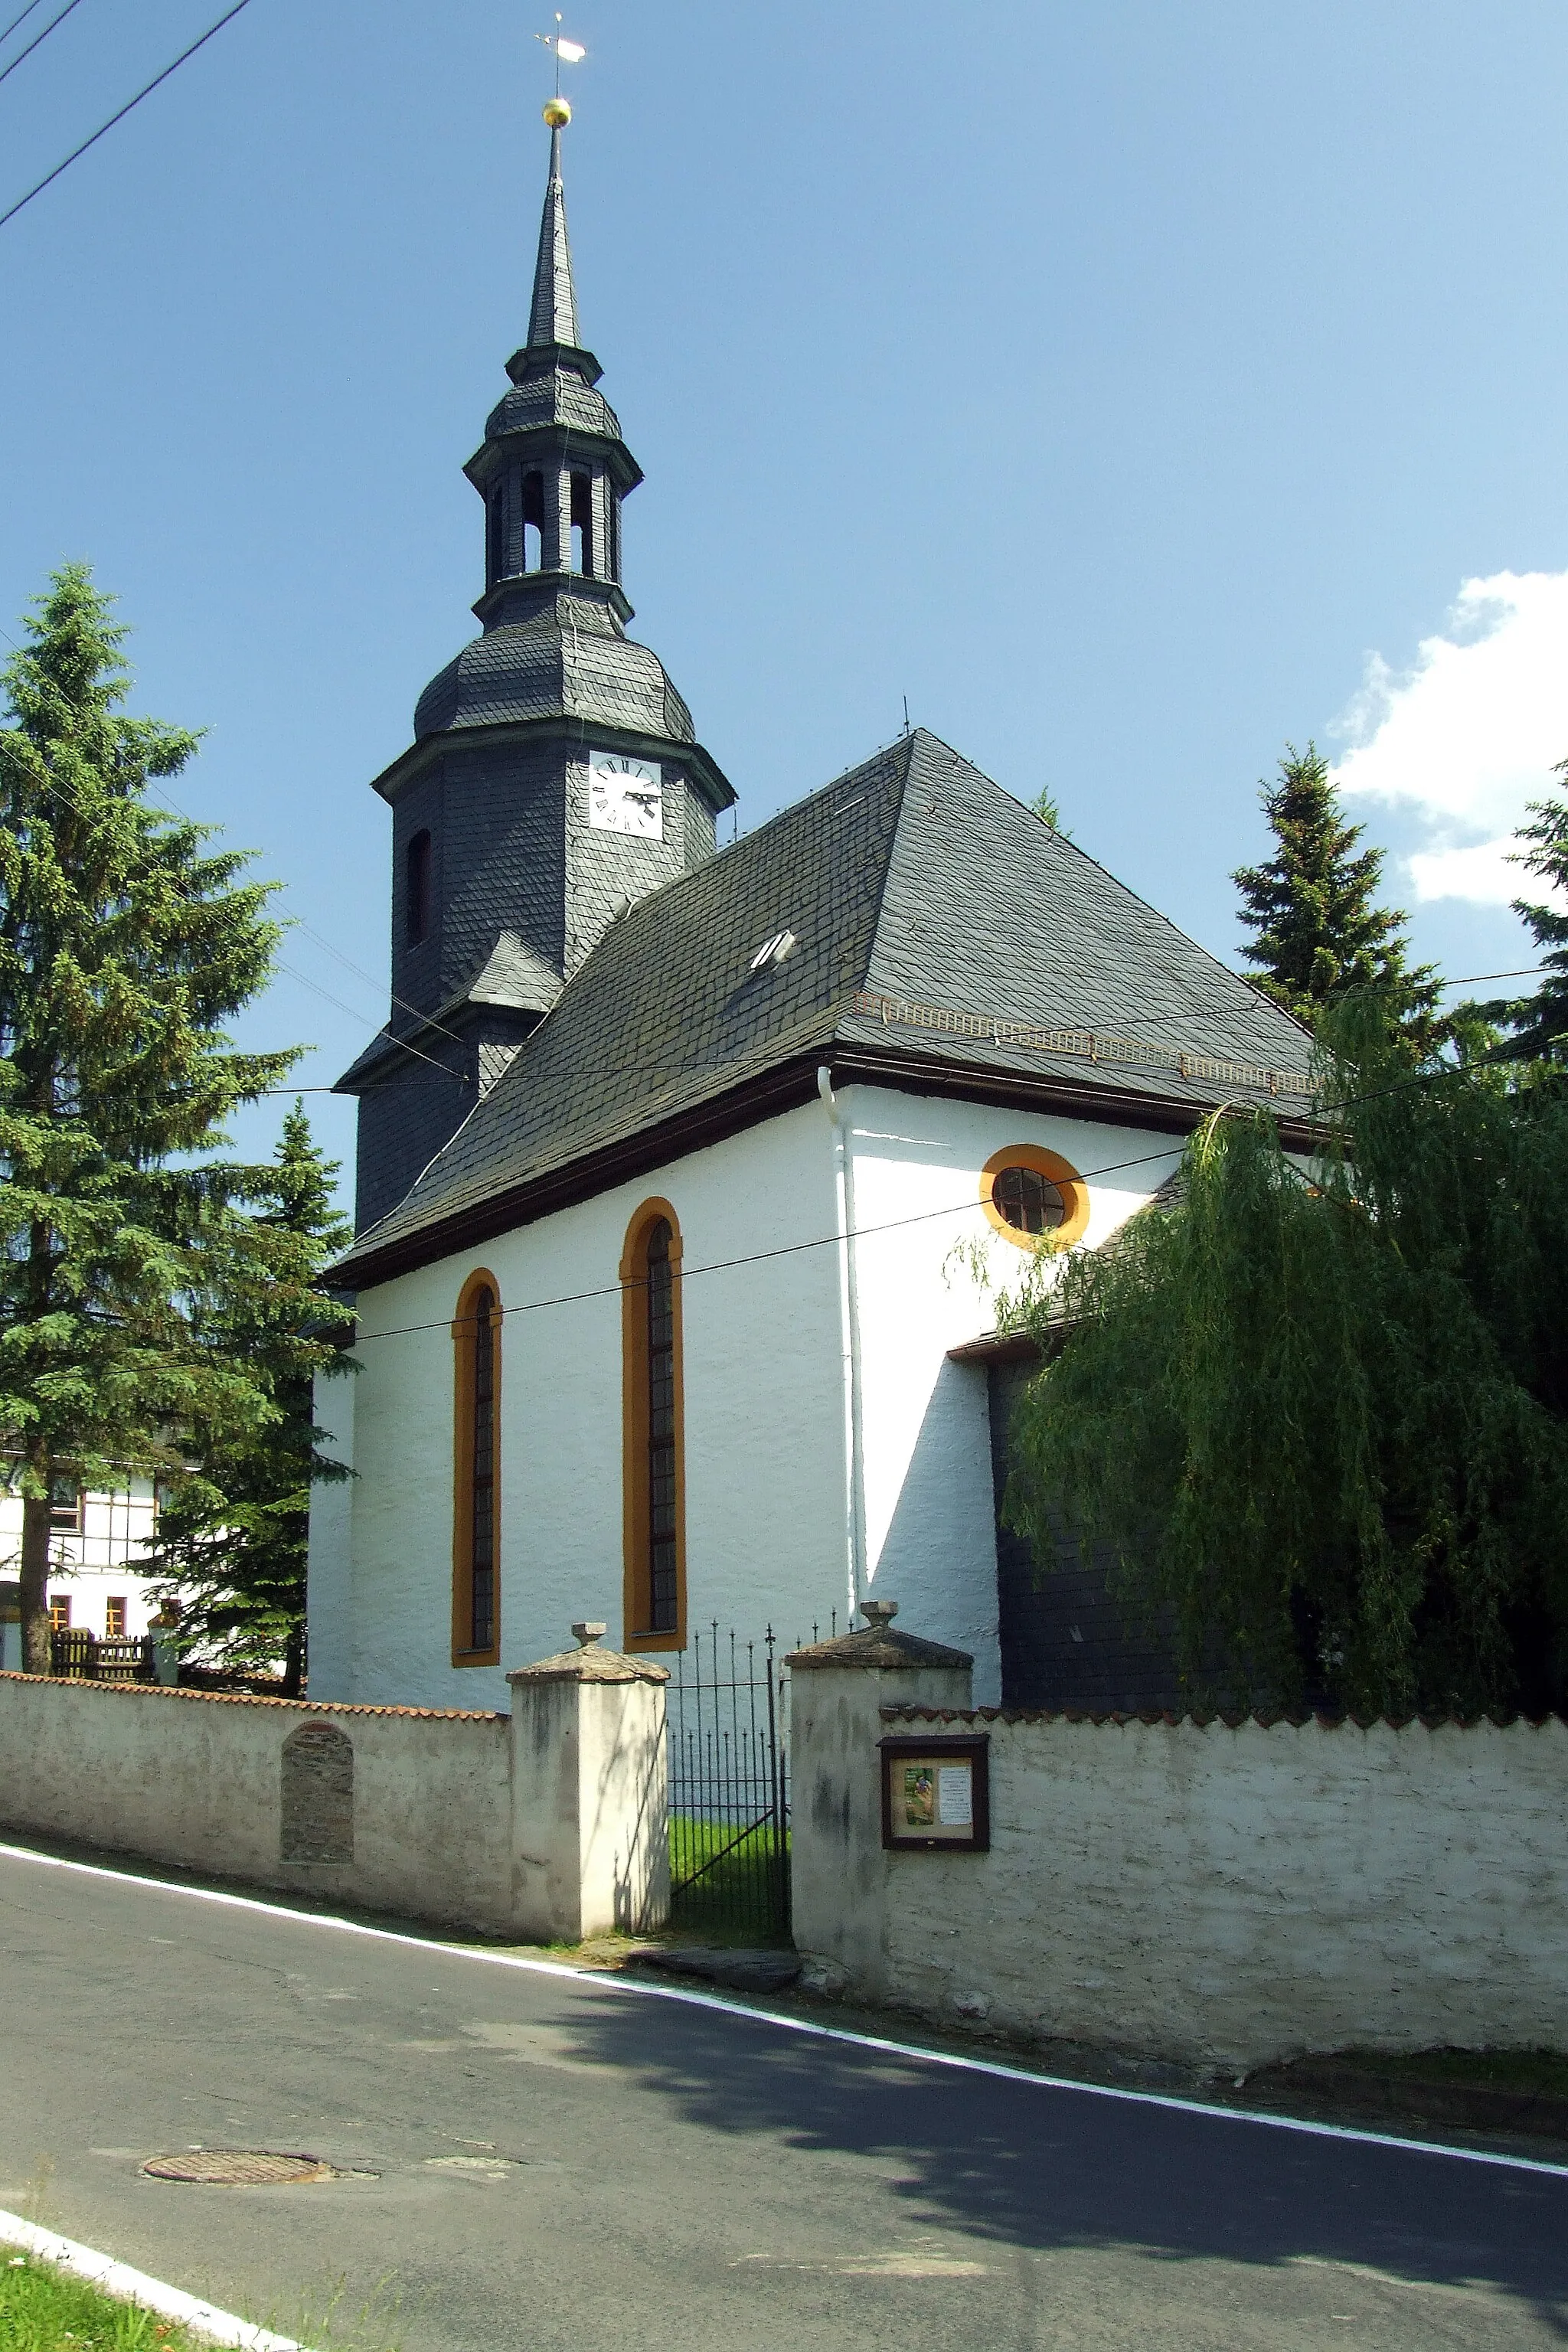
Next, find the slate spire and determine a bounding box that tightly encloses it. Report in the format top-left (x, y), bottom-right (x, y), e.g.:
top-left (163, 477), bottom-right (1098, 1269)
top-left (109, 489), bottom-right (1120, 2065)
top-left (528, 122), bottom-right (580, 353)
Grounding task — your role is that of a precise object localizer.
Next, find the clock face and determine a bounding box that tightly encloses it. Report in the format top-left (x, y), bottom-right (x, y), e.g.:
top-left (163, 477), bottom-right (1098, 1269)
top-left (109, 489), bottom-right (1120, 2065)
top-left (587, 752), bottom-right (663, 841)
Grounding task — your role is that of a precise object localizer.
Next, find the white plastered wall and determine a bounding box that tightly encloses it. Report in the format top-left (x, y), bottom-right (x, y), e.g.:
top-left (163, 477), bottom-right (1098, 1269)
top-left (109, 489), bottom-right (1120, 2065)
top-left (845, 1087), bottom-right (1184, 1700)
top-left (315, 1083), bottom-right (1184, 1710)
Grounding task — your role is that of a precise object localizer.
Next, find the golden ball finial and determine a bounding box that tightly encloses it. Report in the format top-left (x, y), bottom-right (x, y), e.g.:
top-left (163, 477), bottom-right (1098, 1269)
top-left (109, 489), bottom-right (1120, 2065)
top-left (543, 95), bottom-right (572, 128)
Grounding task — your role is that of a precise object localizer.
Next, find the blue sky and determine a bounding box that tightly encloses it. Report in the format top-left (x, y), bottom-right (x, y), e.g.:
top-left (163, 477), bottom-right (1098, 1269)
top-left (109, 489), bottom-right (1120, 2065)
top-left (3, 0), bottom-right (1566, 1191)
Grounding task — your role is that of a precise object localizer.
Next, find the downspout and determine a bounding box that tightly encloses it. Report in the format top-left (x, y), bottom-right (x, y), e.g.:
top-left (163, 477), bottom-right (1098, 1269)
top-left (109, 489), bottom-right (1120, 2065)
top-left (818, 1067), bottom-right (867, 1625)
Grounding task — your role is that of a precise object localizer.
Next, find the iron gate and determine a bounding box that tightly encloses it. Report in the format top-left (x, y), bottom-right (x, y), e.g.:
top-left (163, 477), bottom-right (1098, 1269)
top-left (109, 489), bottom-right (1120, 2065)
top-left (665, 1616), bottom-right (839, 1943)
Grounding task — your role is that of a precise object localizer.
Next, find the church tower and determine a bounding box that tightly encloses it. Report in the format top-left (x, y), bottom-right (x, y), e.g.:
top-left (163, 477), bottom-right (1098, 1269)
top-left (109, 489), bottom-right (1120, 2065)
top-left (337, 109), bottom-right (736, 1234)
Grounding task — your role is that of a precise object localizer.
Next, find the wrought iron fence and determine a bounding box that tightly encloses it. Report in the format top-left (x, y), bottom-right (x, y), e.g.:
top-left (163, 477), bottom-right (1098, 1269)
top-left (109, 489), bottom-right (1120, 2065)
top-left (665, 1615), bottom-right (838, 1945)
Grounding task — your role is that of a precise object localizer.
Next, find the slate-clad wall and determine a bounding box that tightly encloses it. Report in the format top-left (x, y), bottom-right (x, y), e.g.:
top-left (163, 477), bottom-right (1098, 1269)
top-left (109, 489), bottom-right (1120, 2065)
top-left (352, 1029), bottom-right (473, 1238)
top-left (990, 1359), bottom-right (1197, 1713)
top-left (793, 1668), bottom-right (1568, 2069)
top-left (424, 740), bottom-right (567, 1003)
top-left (564, 754), bottom-right (712, 974)
top-left (360, 740), bottom-right (719, 1234)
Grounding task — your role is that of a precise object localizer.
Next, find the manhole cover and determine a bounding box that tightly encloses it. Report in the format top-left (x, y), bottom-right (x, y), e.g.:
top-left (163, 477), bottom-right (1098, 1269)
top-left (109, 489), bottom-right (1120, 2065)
top-left (142, 2151), bottom-right (330, 2186)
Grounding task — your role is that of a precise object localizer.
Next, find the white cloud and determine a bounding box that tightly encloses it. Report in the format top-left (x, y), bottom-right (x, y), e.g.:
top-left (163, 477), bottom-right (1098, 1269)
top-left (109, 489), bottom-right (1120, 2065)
top-left (1329, 570), bottom-right (1568, 906)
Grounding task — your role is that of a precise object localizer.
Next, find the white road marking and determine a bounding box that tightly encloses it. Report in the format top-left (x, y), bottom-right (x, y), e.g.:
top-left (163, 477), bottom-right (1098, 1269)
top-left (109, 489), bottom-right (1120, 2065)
top-left (3, 1839), bottom-right (1566, 2183)
top-left (0, 2213), bottom-right (308, 2350)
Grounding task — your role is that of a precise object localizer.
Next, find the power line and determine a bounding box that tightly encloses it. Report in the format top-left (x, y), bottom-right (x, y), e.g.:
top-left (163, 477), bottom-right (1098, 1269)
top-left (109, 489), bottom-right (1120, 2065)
top-left (0, 0), bottom-right (85, 89)
top-left (343, 1027), bottom-right (1568, 1347)
top-left (0, 0), bottom-right (49, 45)
top-left (345, 1135), bottom-right (1222, 1343)
top-left (0, 0), bottom-right (255, 234)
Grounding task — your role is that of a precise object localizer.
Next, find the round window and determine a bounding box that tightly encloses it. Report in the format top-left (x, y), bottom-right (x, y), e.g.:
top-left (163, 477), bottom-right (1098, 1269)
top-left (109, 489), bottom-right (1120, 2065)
top-left (991, 1164), bottom-right (1066, 1235)
top-left (978, 1144), bottom-right (1090, 1249)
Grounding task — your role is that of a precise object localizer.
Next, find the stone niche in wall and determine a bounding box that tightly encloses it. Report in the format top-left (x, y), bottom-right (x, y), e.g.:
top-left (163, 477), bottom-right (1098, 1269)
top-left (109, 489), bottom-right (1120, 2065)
top-left (279, 1720), bottom-right (354, 1865)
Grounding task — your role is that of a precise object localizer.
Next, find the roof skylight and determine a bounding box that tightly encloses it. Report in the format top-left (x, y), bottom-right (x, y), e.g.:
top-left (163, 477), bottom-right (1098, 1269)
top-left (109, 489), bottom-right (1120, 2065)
top-left (750, 930), bottom-right (799, 972)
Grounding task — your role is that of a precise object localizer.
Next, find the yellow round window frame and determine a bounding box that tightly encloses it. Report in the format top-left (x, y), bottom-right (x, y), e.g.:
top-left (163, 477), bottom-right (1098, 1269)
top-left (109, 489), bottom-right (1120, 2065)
top-left (978, 1143), bottom-right (1090, 1250)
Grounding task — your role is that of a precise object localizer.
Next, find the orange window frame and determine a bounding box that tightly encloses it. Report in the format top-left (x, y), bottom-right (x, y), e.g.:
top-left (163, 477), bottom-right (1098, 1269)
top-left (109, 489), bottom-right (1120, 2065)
top-left (978, 1142), bottom-right (1091, 1250)
top-left (451, 1268), bottom-right (501, 1668)
top-left (620, 1198), bottom-right (687, 1652)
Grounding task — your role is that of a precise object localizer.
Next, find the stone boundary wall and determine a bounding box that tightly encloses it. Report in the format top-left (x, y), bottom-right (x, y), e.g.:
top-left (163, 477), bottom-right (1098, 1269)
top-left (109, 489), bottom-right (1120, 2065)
top-left (789, 1632), bottom-right (1568, 2070)
top-left (0, 1641), bottom-right (668, 1943)
top-left (0, 1671), bottom-right (516, 1932)
top-left (890, 1706), bottom-right (1568, 2067)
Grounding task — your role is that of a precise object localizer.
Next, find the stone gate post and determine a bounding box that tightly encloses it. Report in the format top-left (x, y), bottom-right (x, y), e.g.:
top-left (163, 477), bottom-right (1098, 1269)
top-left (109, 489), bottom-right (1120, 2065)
top-left (508, 1623), bottom-right (670, 1943)
top-left (788, 1601), bottom-right (972, 1995)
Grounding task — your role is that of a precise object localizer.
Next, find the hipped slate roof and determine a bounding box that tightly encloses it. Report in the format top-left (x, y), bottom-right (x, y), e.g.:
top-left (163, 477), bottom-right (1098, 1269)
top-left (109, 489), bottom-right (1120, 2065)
top-left (336, 730), bottom-right (1312, 1286)
top-left (413, 592), bottom-right (696, 746)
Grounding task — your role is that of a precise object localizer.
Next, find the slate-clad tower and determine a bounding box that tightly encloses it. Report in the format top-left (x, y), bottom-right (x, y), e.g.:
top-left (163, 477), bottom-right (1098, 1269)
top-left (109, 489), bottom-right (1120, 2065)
top-left (337, 116), bottom-right (735, 1234)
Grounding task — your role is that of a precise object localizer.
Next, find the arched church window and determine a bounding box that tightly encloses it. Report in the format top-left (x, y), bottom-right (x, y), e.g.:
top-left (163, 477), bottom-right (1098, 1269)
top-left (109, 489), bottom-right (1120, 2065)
top-left (978, 1145), bottom-right (1091, 1250)
top-left (570, 470), bottom-right (594, 577)
top-left (521, 471), bottom-right (545, 572)
top-left (405, 830), bottom-right (432, 946)
top-left (452, 1272), bottom-right (501, 1664)
top-left (609, 491), bottom-right (621, 583)
top-left (620, 1200), bottom-right (684, 1647)
top-left (485, 483), bottom-right (505, 588)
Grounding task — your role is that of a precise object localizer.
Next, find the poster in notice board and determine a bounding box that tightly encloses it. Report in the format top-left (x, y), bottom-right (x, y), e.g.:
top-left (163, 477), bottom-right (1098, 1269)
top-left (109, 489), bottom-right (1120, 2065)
top-left (878, 1734), bottom-right (990, 1851)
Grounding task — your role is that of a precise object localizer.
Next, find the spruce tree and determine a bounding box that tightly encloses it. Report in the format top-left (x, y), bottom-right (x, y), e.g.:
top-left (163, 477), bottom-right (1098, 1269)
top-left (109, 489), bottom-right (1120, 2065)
top-left (0, 565), bottom-right (299, 1671)
top-left (1494, 769), bottom-right (1568, 1061)
top-left (152, 1104), bottom-right (353, 1690)
top-left (1233, 743), bottom-right (1443, 1052)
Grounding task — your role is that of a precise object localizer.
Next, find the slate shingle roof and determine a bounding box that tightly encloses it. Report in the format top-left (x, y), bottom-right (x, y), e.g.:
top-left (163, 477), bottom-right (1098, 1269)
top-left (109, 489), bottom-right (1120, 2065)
top-left (335, 730), bottom-right (1312, 1284)
top-left (413, 593), bottom-right (696, 745)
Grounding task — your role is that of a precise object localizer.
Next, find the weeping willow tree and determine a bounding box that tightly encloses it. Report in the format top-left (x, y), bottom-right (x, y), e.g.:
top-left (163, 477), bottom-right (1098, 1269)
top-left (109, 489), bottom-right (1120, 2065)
top-left (1002, 1000), bottom-right (1568, 1717)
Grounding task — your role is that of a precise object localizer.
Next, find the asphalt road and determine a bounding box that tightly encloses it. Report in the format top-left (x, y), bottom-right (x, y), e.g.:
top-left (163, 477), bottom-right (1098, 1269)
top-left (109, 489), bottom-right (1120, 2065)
top-left (1, 1845), bottom-right (1564, 2352)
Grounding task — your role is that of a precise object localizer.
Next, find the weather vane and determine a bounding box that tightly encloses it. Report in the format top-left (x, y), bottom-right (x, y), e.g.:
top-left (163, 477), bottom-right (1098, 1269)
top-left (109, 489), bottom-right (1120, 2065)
top-left (535, 11), bottom-right (585, 125)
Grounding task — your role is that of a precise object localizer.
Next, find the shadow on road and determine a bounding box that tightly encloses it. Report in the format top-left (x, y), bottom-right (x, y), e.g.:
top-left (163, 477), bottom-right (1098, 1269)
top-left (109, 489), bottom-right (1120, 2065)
top-left (550, 1978), bottom-right (1568, 2335)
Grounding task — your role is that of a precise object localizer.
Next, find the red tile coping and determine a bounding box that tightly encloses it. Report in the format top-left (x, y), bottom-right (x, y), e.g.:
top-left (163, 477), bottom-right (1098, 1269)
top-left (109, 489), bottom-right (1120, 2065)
top-left (880, 1702), bottom-right (1568, 1732)
top-left (0, 1671), bottom-right (505, 1722)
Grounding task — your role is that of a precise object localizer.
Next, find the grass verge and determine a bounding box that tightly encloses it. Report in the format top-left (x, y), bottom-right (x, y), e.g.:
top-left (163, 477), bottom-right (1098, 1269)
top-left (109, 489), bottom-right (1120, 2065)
top-left (0, 2248), bottom-right (204, 2352)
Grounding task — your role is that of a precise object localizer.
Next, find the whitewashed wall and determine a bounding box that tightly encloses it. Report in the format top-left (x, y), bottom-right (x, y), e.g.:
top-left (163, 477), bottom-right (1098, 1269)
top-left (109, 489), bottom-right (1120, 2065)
top-left (791, 1654), bottom-right (1568, 2069)
top-left (314, 1084), bottom-right (1183, 1710)
top-left (847, 1089), bottom-right (1182, 1699)
top-left (0, 1671), bottom-right (516, 1931)
top-left (0, 1645), bottom-right (669, 1942)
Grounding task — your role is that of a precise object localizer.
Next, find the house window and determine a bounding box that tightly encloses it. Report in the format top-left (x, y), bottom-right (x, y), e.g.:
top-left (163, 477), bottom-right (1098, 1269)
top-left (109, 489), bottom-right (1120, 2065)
top-left (620, 1200), bottom-right (685, 1647)
top-left (48, 1596), bottom-right (71, 1632)
top-left (48, 1476), bottom-right (82, 1532)
top-left (452, 1271), bottom-right (501, 1665)
top-left (570, 470), bottom-right (593, 577)
top-left (521, 471), bottom-right (545, 571)
top-left (978, 1145), bottom-right (1091, 1250)
top-left (405, 829), bottom-right (432, 946)
top-left (105, 1596), bottom-right (127, 1638)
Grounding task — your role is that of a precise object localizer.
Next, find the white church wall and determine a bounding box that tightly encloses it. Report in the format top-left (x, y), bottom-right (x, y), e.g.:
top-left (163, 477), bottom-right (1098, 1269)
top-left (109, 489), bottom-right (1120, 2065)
top-left (841, 1086), bottom-right (1184, 1706)
top-left (321, 1080), bottom-right (1190, 1713)
top-left (305, 1365), bottom-right (356, 1699)
top-left (328, 1099), bottom-right (849, 1711)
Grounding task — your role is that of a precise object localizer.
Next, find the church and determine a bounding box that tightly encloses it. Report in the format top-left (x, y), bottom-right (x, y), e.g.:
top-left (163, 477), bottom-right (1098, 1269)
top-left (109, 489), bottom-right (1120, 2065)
top-left (305, 111), bottom-right (1314, 1712)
